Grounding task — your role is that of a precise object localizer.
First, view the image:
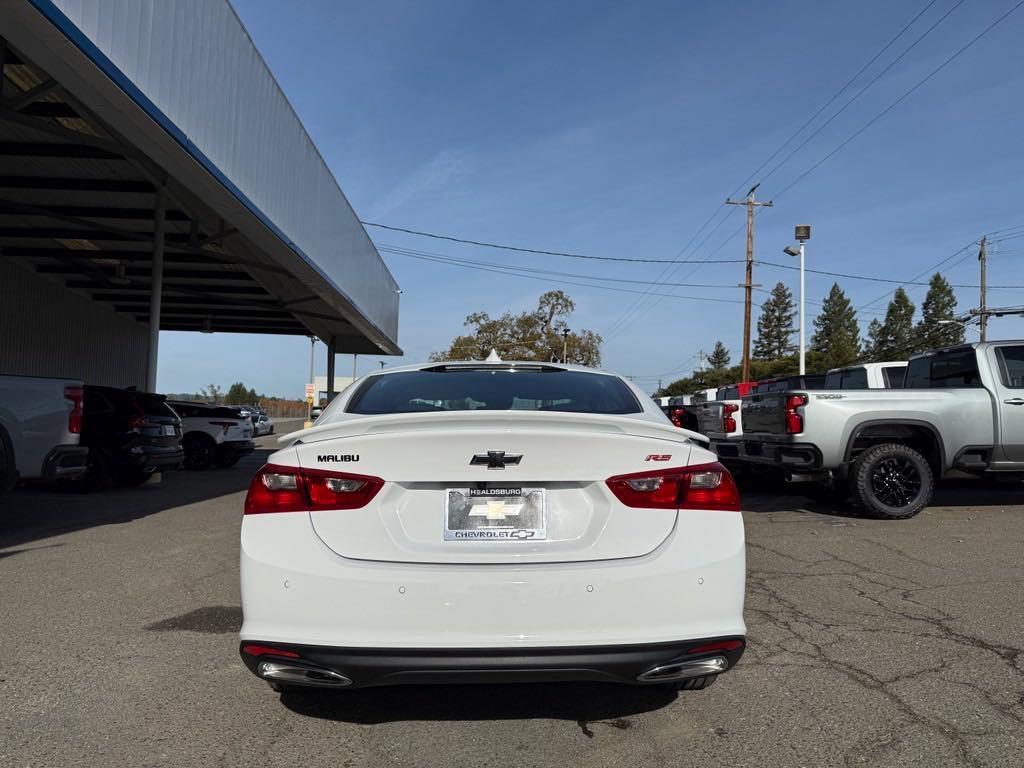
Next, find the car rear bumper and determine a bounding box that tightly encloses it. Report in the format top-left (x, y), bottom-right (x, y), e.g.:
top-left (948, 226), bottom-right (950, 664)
top-left (239, 636), bottom-right (746, 689)
top-left (42, 445), bottom-right (88, 480)
top-left (240, 511), bottom-right (746, 651)
top-left (114, 445), bottom-right (184, 471)
top-left (708, 437), bottom-right (743, 459)
top-left (735, 437), bottom-right (822, 470)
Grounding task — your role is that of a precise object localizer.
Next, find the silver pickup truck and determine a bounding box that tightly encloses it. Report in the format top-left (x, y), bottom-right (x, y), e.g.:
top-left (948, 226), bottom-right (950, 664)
top-left (0, 374), bottom-right (89, 492)
top-left (738, 342), bottom-right (1024, 518)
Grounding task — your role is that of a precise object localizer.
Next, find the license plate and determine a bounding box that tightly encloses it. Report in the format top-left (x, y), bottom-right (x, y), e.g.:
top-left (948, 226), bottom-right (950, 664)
top-left (445, 487), bottom-right (546, 541)
top-left (164, 425), bottom-right (176, 436)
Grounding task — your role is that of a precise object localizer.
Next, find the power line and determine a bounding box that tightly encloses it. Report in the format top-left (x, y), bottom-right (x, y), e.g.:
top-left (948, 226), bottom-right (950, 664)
top-left (378, 245), bottom-right (748, 287)
top-left (756, 259), bottom-right (1024, 289)
top-left (379, 243), bottom-right (758, 306)
top-left (603, 1), bottom-right (954, 342)
top-left (759, 0), bottom-right (966, 190)
top-left (366, 222), bottom-right (725, 264)
top-left (732, 0), bottom-right (942, 195)
top-left (771, 0), bottom-right (1024, 203)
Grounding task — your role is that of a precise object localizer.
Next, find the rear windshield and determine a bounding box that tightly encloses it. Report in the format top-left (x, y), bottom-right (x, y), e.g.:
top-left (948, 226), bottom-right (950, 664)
top-left (825, 367), bottom-right (869, 389)
top-left (882, 365), bottom-right (907, 388)
top-left (347, 369), bottom-right (642, 415)
top-left (905, 350), bottom-right (981, 388)
top-left (134, 393), bottom-right (178, 418)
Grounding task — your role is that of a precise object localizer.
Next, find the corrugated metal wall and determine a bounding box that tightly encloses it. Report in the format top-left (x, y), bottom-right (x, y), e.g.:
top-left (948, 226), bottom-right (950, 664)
top-left (47, 0), bottom-right (400, 343)
top-left (0, 259), bottom-right (148, 387)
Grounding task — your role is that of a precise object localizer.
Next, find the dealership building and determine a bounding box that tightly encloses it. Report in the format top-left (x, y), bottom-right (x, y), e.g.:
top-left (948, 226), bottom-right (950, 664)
top-left (0, 0), bottom-right (401, 394)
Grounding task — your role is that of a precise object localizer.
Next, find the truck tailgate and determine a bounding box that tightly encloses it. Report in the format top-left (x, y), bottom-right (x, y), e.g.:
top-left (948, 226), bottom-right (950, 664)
top-left (741, 393), bottom-right (788, 435)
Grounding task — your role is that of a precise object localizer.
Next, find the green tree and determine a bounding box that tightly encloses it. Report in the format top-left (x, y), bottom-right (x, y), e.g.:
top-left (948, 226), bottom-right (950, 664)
top-left (706, 341), bottom-right (731, 371)
top-left (753, 282), bottom-right (796, 360)
top-left (224, 382), bottom-right (252, 405)
top-left (811, 283), bottom-right (860, 369)
top-left (431, 290), bottom-right (602, 366)
top-left (915, 273), bottom-right (963, 350)
top-left (865, 288), bottom-right (916, 360)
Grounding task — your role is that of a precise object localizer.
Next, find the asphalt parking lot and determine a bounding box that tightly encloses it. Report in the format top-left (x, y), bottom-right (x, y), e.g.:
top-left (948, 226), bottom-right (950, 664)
top-left (2, 429), bottom-right (1022, 767)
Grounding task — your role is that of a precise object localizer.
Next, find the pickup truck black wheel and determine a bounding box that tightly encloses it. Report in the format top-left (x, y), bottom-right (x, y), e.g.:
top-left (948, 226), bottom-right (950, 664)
top-left (0, 426), bottom-right (16, 493)
top-left (851, 443), bottom-right (933, 519)
top-left (183, 433), bottom-right (216, 470)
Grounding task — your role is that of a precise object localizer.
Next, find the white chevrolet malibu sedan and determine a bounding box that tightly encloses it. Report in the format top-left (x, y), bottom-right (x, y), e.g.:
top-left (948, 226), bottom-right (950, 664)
top-left (239, 358), bottom-right (746, 693)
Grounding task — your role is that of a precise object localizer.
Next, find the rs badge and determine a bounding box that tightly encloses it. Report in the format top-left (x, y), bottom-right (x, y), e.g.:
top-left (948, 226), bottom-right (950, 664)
top-left (645, 454), bottom-right (672, 462)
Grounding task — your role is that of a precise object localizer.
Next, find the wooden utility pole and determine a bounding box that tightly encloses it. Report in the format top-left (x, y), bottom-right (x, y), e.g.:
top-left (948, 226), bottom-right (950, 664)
top-left (726, 184), bottom-right (772, 381)
top-left (978, 236), bottom-right (988, 342)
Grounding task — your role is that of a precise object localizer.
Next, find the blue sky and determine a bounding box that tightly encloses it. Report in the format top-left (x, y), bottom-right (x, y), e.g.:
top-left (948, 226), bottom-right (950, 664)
top-left (159, 0), bottom-right (1024, 396)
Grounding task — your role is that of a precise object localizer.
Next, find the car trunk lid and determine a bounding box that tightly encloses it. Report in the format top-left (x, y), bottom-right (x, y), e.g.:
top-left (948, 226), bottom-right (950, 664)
top-left (288, 411), bottom-right (695, 564)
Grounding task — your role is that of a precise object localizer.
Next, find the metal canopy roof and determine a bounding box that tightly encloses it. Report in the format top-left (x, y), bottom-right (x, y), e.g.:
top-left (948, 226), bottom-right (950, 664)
top-left (0, 3), bottom-right (401, 354)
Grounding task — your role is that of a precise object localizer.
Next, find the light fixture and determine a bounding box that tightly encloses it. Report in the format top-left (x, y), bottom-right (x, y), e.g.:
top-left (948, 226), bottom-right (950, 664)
top-left (783, 245), bottom-right (800, 257)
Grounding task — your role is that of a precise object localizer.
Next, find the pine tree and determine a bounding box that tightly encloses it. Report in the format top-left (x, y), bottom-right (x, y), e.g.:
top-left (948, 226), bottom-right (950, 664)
top-left (811, 283), bottom-right (860, 369)
top-left (863, 319), bottom-right (883, 359)
top-left (915, 273), bottom-right (963, 350)
top-left (869, 288), bottom-right (916, 360)
top-left (706, 341), bottom-right (731, 371)
top-left (753, 282), bottom-right (796, 360)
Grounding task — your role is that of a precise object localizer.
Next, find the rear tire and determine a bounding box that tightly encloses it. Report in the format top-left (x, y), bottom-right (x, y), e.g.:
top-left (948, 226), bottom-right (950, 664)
top-left (658, 674), bottom-right (717, 692)
top-left (851, 443), bottom-right (933, 519)
top-left (183, 433), bottom-right (217, 470)
top-left (0, 426), bottom-right (16, 493)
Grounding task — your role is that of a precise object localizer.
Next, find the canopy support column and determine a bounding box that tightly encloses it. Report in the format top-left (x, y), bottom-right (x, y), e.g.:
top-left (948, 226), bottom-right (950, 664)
top-left (146, 185), bottom-right (166, 391)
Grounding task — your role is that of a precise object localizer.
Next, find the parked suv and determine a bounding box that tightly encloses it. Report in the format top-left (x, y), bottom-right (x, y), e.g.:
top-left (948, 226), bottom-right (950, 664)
top-left (79, 386), bottom-right (183, 488)
top-left (168, 401), bottom-right (255, 469)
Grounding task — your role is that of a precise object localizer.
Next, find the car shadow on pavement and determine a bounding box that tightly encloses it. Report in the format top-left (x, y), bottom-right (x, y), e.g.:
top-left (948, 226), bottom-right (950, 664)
top-left (740, 476), bottom-right (1024, 519)
top-left (278, 682), bottom-right (676, 731)
top-left (0, 446), bottom-right (276, 550)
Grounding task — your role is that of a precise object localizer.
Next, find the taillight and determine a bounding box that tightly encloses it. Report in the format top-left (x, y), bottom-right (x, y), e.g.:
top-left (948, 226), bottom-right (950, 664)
top-left (785, 394), bottom-right (807, 434)
top-left (64, 385), bottom-right (83, 434)
top-left (244, 463), bottom-right (384, 514)
top-left (240, 644), bottom-right (301, 659)
top-left (722, 403), bottom-right (739, 433)
top-left (606, 462), bottom-right (740, 511)
top-left (688, 639), bottom-right (745, 654)
top-left (669, 408), bottom-right (684, 428)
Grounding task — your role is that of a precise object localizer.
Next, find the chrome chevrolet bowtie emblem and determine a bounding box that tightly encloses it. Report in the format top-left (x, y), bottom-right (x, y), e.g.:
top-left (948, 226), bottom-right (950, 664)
top-left (470, 451), bottom-right (522, 469)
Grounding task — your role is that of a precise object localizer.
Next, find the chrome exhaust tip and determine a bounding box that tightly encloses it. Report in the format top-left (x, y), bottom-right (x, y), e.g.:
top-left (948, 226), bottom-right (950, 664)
top-left (637, 655), bottom-right (728, 683)
top-left (257, 661), bottom-right (352, 687)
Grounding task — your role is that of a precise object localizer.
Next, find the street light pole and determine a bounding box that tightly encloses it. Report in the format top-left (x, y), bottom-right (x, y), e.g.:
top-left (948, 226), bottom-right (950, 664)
top-left (787, 225), bottom-right (811, 376)
top-left (799, 241), bottom-right (806, 376)
top-left (562, 328), bottom-right (571, 363)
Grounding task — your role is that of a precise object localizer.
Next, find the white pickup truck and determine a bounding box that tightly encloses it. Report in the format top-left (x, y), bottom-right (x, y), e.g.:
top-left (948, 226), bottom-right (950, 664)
top-left (738, 342), bottom-right (1024, 518)
top-left (0, 374), bottom-right (88, 492)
